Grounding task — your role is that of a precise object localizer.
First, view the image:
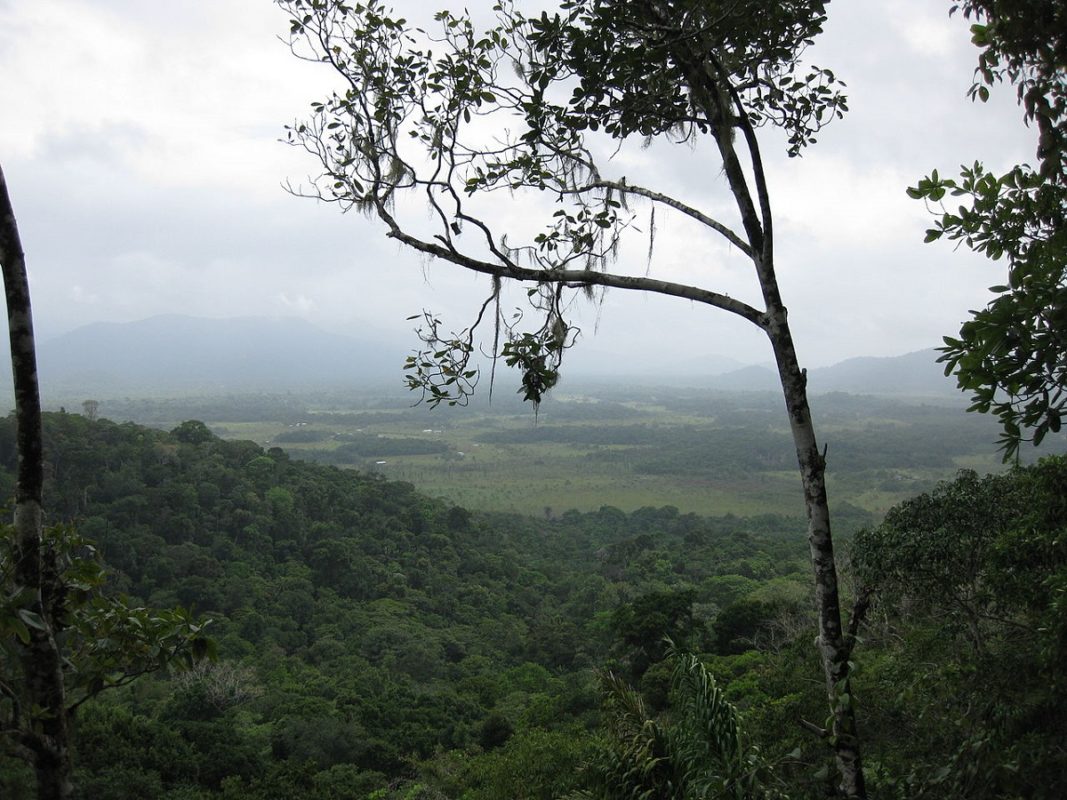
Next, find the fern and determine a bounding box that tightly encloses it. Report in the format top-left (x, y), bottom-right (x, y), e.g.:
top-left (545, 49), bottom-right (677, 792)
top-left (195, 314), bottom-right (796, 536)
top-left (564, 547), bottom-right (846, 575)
top-left (577, 648), bottom-right (782, 800)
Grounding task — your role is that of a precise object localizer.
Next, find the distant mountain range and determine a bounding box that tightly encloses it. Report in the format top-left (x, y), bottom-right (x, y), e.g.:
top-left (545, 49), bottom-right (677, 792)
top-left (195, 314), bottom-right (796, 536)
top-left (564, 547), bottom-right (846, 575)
top-left (705, 349), bottom-right (958, 397)
top-left (36, 315), bottom-right (403, 395)
top-left (27, 315), bottom-right (959, 400)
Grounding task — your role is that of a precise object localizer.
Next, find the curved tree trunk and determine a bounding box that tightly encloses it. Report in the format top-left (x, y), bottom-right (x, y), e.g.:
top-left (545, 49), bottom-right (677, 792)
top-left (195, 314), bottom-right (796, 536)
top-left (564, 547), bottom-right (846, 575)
top-left (672, 39), bottom-right (868, 796)
top-left (766, 310), bottom-right (867, 800)
top-left (0, 164), bottom-right (73, 800)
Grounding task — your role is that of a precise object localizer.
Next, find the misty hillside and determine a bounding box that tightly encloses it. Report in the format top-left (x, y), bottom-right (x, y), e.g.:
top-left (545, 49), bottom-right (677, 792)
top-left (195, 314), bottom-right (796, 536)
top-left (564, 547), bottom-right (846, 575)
top-left (31, 315), bottom-right (958, 400)
top-left (36, 315), bottom-right (404, 394)
top-left (706, 348), bottom-right (957, 397)
top-left (812, 349), bottom-right (956, 395)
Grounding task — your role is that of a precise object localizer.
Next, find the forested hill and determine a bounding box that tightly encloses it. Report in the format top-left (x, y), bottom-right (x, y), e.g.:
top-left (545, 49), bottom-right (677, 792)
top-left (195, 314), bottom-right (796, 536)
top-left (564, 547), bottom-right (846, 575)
top-left (0, 412), bottom-right (815, 798)
top-left (1, 413), bottom-right (1064, 797)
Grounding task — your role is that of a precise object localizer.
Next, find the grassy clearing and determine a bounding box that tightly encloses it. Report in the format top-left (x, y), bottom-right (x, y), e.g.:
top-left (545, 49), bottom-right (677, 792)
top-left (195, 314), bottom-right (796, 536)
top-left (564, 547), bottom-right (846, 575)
top-left (206, 389), bottom-right (1019, 520)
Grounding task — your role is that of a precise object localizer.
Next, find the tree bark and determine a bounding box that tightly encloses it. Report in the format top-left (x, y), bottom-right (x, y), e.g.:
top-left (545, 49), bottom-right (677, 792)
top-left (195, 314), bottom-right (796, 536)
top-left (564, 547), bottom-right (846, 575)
top-left (0, 164), bottom-right (73, 800)
top-left (766, 313), bottom-right (867, 800)
top-left (671, 38), bottom-right (868, 796)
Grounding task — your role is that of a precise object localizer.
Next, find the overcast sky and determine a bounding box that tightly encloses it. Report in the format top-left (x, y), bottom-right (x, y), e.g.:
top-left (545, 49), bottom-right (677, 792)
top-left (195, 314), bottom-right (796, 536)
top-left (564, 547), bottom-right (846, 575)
top-left (0, 0), bottom-right (1038, 375)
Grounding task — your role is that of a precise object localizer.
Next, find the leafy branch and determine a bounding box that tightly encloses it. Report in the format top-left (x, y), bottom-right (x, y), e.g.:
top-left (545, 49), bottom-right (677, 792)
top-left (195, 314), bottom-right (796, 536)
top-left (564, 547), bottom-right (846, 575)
top-left (0, 524), bottom-right (213, 748)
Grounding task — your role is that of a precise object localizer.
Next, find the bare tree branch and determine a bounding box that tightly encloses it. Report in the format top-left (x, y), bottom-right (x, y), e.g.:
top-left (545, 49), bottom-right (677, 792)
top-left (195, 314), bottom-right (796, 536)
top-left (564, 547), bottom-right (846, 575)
top-left (377, 202), bottom-right (767, 327)
top-left (590, 179), bottom-right (752, 256)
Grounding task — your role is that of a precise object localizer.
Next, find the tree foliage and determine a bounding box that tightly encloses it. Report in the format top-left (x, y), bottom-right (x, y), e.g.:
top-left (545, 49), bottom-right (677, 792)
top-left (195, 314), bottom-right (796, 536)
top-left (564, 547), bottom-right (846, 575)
top-left (909, 0), bottom-right (1067, 458)
top-left (280, 0), bottom-right (845, 402)
top-left (0, 523), bottom-right (213, 777)
top-left (853, 459), bottom-right (1067, 659)
top-left (611, 591), bottom-right (699, 680)
top-left (850, 459), bottom-right (1067, 797)
top-left (578, 648), bottom-right (781, 800)
top-left (0, 411), bottom-right (818, 798)
top-left (0, 409), bottom-right (1059, 797)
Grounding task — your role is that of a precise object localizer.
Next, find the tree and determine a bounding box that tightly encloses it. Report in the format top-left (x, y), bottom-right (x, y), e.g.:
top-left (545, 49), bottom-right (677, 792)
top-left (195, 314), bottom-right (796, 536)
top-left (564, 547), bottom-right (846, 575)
top-left (0, 166), bottom-right (212, 799)
top-left (850, 460), bottom-right (1067, 797)
top-left (0, 162), bottom-right (72, 799)
top-left (281, 1), bottom-right (865, 794)
top-left (851, 469), bottom-right (1024, 654)
top-left (611, 590), bottom-right (698, 680)
top-left (908, 1), bottom-right (1066, 458)
top-left (853, 460), bottom-right (1067, 659)
top-left (79, 401), bottom-right (98, 423)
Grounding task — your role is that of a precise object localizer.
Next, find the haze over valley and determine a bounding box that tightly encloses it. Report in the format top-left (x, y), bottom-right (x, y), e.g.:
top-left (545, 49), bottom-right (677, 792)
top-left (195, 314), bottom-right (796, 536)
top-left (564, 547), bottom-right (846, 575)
top-left (33, 314), bottom-right (960, 398)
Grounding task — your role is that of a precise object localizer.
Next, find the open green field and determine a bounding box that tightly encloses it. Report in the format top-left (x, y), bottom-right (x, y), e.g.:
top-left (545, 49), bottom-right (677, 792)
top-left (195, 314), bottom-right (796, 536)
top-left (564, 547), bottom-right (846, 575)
top-left (181, 385), bottom-right (1028, 525)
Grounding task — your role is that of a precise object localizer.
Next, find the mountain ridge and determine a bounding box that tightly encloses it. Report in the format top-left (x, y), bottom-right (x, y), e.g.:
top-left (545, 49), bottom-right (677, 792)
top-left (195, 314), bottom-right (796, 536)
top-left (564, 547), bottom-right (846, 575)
top-left (36, 315), bottom-right (403, 394)
top-left (706, 348), bottom-right (957, 396)
top-left (30, 315), bottom-right (958, 399)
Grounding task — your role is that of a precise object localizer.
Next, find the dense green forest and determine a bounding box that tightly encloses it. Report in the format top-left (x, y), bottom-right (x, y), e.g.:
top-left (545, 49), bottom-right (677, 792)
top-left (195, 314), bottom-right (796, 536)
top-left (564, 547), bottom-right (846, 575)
top-left (0, 412), bottom-right (1063, 798)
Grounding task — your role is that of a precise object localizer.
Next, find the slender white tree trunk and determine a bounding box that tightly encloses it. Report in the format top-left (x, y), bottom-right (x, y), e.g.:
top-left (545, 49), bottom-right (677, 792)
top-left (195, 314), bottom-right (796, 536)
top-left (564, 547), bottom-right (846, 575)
top-left (767, 312), bottom-right (866, 799)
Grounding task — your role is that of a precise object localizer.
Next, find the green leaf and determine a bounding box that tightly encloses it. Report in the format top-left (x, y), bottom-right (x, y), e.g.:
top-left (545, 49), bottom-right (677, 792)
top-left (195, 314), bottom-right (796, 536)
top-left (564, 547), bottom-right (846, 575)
top-left (9, 618), bottom-right (30, 644)
top-left (18, 608), bottom-right (48, 631)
